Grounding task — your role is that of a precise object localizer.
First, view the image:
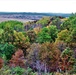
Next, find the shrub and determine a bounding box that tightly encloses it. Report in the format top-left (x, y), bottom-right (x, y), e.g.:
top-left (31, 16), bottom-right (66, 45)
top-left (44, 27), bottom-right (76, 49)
top-left (11, 66), bottom-right (25, 75)
top-left (0, 66), bottom-right (11, 75)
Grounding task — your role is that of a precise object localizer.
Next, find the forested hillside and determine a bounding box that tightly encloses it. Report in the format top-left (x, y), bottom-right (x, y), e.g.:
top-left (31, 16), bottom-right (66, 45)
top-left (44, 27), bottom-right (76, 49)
top-left (0, 14), bottom-right (76, 75)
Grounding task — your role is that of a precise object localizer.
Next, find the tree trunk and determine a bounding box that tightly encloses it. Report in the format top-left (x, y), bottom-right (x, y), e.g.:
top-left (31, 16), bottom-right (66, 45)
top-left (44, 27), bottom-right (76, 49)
top-left (44, 63), bottom-right (47, 74)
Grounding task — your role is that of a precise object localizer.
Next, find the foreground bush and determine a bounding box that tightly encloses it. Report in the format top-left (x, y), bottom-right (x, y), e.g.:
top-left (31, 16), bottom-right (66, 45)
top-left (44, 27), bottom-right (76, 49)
top-left (0, 66), bottom-right (25, 75)
top-left (0, 66), bottom-right (11, 75)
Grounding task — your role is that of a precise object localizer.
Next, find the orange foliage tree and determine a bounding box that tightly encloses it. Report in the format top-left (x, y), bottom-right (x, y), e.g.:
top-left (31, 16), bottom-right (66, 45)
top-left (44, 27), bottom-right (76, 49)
top-left (59, 55), bottom-right (74, 71)
top-left (39, 42), bottom-right (61, 72)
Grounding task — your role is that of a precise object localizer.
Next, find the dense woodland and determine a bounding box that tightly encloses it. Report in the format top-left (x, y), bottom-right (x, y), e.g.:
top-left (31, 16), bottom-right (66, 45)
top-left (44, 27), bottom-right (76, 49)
top-left (0, 14), bottom-right (76, 75)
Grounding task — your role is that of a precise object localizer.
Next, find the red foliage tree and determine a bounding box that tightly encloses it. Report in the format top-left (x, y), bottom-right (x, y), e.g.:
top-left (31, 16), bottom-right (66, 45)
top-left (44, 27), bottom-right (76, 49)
top-left (0, 58), bottom-right (3, 69)
top-left (9, 49), bottom-right (25, 68)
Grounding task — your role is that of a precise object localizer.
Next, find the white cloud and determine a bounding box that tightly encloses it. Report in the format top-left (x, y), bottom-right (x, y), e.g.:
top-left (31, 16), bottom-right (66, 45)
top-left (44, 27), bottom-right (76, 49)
top-left (0, 0), bottom-right (76, 13)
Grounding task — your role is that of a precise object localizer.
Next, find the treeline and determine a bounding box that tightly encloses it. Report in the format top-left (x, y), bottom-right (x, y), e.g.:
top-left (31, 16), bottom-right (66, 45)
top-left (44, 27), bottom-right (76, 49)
top-left (0, 14), bottom-right (76, 75)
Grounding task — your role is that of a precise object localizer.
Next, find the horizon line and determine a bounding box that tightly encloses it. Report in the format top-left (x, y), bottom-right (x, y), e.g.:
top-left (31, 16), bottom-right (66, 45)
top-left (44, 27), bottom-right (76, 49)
top-left (0, 11), bottom-right (73, 14)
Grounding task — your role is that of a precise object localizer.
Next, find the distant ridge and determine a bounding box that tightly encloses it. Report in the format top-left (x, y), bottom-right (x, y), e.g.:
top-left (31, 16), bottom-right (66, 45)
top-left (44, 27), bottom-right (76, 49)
top-left (0, 12), bottom-right (71, 17)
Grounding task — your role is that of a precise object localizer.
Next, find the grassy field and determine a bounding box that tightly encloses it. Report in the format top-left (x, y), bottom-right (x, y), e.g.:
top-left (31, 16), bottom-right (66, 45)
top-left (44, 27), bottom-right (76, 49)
top-left (0, 17), bottom-right (34, 23)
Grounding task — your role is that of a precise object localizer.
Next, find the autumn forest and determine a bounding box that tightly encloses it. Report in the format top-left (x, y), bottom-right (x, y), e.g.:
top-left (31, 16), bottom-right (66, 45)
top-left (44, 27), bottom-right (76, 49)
top-left (0, 13), bottom-right (76, 75)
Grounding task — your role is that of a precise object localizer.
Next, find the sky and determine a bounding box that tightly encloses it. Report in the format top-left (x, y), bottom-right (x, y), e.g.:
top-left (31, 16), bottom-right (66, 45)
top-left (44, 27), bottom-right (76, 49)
top-left (0, 0), bottom-right (76, 13)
